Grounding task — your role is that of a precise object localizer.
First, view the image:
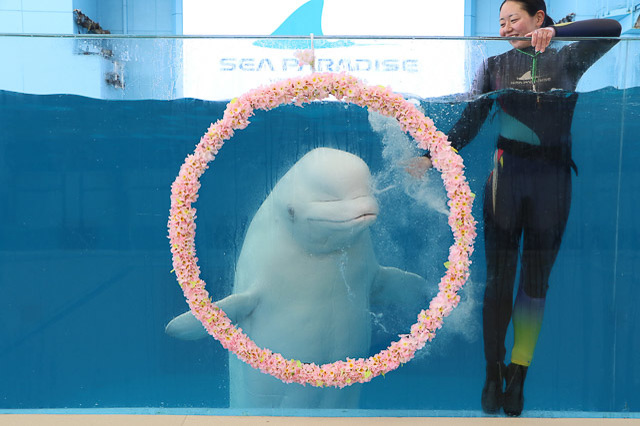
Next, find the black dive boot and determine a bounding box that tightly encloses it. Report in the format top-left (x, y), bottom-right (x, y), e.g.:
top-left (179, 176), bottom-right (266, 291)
top-left (481, 361), bottom-right (505, 414)
top-left (503, 363), bottom-right (528, 416)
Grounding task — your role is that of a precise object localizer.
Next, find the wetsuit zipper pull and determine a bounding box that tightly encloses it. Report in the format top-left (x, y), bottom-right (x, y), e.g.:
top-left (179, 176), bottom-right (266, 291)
top-left (517, 48), bottom-right (541, 103)
top-left (532, 57), bottom-right (537, 93)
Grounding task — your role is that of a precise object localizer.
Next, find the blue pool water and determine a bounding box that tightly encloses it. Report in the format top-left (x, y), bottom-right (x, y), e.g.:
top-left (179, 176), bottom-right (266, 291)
top-left (0, 86), bottom-right (638, 415)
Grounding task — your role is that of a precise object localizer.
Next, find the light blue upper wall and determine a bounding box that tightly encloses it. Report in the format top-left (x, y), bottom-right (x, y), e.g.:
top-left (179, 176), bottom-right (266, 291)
top-left (546, 0), bottom-right (599, 21)
top-left (73, 0), bottom-right (97, 21)
top-left (93, 0), bottom-right (124, 33)
top-left (464, 0), bottom-right (476, 36)
top-left (468, 0), bottom-right (503, 36)
top-left (173, 0), bottom-right (182, 35)
top-left (0, 0), bottom-right (182, 34)
top-left (72, 0), bottom-right (182, 35)
top-left (0, 0), bottom-right (74, 33)
top-left (0, 0), bottom-right (183, 99)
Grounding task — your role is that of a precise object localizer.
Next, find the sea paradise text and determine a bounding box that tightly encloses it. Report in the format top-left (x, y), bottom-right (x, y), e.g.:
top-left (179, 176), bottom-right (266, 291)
top-left (220, 57), bottom-right (419, 73)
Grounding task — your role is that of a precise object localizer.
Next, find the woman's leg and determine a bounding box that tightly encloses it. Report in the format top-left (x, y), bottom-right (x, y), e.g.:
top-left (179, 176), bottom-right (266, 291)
top-left (481, 159), bottom-right (523, 413)
top-left (511, 163), bottom-right (571, 365)
top-left (511, 286), bottom-right (547, 366)
top-left (483, 209), bottom-right (521, 365)
top-left (482, 153), bottom-right (525, 367)
top-left (504, 163), bottom-right (572, 416)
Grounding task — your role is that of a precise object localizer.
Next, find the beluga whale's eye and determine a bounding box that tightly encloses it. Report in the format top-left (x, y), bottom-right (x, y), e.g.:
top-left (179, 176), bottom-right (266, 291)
top-left (287, 205), bottom-right (295, 221)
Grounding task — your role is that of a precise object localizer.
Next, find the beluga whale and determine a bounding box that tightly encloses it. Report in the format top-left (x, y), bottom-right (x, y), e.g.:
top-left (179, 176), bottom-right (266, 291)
top-left (166, 147), bottom-right (431, 408)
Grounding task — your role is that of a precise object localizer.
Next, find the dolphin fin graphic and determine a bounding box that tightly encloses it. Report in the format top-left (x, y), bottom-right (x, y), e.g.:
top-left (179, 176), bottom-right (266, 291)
top-left (272, 0), bottom-right (324, 36)
top-left (253, 0), bottom-right (354, 50)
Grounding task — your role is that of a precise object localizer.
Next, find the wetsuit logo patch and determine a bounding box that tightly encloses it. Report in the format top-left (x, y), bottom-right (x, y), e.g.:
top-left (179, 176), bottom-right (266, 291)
top-left (517, 71), bottom-right (532, 81)
top-left (512, 71), bottom-right (551, 87)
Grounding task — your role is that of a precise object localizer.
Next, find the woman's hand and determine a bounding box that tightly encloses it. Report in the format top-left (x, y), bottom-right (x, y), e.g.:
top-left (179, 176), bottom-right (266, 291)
top-left (526, 27), bottom-right (556, 53)
top-left (405, 156), bottom-right (433, 178)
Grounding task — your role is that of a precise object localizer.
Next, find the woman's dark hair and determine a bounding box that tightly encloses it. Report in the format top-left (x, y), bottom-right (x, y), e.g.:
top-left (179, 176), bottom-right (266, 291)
top-left (500, 0), bottom-right (555, 27)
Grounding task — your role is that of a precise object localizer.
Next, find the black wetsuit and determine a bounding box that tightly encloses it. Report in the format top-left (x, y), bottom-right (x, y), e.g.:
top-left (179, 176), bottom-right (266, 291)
top-left (445, 19), bottom-right (621, 366)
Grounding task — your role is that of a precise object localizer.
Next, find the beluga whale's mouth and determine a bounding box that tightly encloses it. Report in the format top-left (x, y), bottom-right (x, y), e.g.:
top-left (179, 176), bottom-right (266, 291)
top-left (305, 193), bottom-right (379, 226)
top-left (352, 212), bottom-right (377, 222)
top-left (308, 211), bottom-right (378, 225)
top-left (308, 213), bottom-right (378, 223)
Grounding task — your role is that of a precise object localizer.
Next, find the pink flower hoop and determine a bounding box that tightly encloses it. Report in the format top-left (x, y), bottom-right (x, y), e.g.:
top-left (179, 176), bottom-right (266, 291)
top-left (168, 72), bottom-right (476, 388)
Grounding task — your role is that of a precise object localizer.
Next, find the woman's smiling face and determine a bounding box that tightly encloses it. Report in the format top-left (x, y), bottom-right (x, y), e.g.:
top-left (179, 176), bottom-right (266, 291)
top-left (499, 1), bottom-right (544, 49)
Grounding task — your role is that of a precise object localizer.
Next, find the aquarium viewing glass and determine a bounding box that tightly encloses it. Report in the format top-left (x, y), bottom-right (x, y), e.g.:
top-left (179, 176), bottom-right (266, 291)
top-left (0, 34), bottom-right (638, 417)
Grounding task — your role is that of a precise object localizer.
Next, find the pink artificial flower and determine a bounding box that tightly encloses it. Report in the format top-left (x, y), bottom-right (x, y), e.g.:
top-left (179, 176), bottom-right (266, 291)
top-left (294, 49), bottom-right (315, 68)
